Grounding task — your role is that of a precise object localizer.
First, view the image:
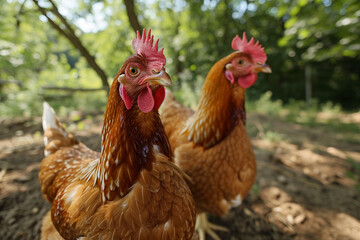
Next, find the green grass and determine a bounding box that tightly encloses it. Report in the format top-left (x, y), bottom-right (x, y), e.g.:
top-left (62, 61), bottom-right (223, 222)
top-left (346, 157), bottom-right (360, 192)
top-left (247, 91), bottom-right (283, 116)
top-left (247, 91), bottom-right (360, 143)
top-left (263, 130), bottom-right (285, 143)
top-left (0, 86), bottom-right (107, 120)
top-left (1, 88), bottom-right (359, 143)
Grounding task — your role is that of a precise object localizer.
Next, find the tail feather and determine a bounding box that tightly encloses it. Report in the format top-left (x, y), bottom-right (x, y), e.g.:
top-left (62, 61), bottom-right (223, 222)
top-left (42, 102), bottom-right (67, 142)
top-left (42, 102), bottom-right (78, 156)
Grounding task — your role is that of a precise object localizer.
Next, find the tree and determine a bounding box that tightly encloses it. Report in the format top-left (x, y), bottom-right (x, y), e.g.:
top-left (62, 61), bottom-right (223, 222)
top-left (1, 0), bottom-right (359, 116)
top-left (32, 0), bottom-right (110, 89)
top-left (124, 0), bottom-right (143, 33)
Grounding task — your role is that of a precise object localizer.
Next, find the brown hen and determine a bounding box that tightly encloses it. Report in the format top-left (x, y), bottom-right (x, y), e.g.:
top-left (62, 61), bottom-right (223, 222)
top-left (160, 33), bottom-right (271, 240)
top-left (39, 29), bottom-right (196, 240)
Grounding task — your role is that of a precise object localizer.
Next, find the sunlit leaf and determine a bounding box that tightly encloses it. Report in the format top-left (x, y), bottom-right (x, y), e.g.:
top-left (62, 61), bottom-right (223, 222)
top-left (290, 6), bottom-right (300, 16)
top-left (277, 6), bottom-right (288, 17)
top-left (298, 0), bottom-right (308, 7)
top-left (342, 49), bottom-right (357, 57)
top-left (298, 29), bottom-right (310, 39)
top-left (285, 18), bottom-right (298, 29)
top-left (278, 35), bottom-right (292, 47)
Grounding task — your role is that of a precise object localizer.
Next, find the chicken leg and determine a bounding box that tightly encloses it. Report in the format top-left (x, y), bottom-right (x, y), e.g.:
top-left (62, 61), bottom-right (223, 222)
top-left (195, 213), bottom-right (228, 240)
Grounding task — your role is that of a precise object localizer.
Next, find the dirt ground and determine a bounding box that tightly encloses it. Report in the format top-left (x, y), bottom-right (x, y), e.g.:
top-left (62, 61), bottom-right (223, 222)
top-left (0, 112), bottom-right (359, 240)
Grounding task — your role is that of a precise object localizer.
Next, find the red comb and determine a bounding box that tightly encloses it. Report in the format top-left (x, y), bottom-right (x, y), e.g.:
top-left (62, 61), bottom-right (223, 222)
top-left (132, 29), bottom-right (166, 68)
top-left (231, 32), bottom-right (267, 63)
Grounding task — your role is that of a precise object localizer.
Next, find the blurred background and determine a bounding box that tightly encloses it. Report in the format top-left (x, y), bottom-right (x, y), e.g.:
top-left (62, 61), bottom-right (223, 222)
top-left (1, 0), bottom-right (359, 117)
top-left (0, 0), bottom-right (359, 239)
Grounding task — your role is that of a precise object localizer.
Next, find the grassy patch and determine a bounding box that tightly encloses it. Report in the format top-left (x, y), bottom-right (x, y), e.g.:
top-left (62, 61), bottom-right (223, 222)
top-left (0, 87), bottom-right (107, 121)
top-left (262, 130), bottom-right (285, 143)
top-left (247, 91), bottom-right (360, 144)
top-left (346, 157), bottom-right (360, 192)
top-left (247, 120), bottom-right (286, 143)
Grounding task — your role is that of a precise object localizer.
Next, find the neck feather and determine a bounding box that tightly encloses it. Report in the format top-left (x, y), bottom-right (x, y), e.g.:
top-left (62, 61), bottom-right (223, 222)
top-left (183, 54), bottom-right (246, 148)
top-left (93, 77), bottom-right (171, 202)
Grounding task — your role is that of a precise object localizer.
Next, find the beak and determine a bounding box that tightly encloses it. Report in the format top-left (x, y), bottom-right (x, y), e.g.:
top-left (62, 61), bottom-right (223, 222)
top-left (141, 70), bottom-right (172, 87)
top-left (253, 64), bottom-right (272, 74)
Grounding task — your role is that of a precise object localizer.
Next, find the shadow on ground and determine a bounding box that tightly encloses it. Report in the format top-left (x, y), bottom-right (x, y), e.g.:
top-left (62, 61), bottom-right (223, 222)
top-left (0, 112), bottom-right (359, 240)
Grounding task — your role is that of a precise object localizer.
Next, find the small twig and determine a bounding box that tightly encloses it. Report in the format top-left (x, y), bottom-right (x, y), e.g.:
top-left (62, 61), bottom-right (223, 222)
top-left (123, 0), bottom-right (143, 32)
top-left (32, 0), bottom-right (109, 90)
top-left (15, 0), bottom-right (28, 33)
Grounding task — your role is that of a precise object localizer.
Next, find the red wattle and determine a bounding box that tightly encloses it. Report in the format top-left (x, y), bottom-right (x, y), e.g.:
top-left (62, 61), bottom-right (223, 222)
top-left (138, 84), bottom-right (154, 113)
top-left (237, 73), bottom-right (257, 88)
top-left (119, 84), bottom-right (133, 109)
top-left (153, 86), bottom-right (165, 111)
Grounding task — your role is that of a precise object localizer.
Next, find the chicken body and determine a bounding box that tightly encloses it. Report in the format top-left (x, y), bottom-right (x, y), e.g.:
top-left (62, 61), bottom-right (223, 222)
top-left (39, 29), bottom-right (196, 240)
top-left (161, 75), bottom-right (256, 217)
top-left (173, 121), bottom-right (255, 216)
top-left (160, 33), bottom-right (270, 239)
top-left (40, 139), bottom-right (194, 239)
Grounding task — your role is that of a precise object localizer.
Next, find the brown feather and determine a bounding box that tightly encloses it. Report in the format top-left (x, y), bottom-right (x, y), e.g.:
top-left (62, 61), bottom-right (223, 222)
top-left (39, 72), bottom-right (195, 239)
top-left (160, 52), bottom-right (256, 217)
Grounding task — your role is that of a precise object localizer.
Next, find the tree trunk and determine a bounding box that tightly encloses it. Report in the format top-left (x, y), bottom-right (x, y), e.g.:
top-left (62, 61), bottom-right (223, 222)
top-left (305, 64), bottom-right (312, 108)
top-left (123, 0), bottom-right (143, 33)
top-left (32, 0), bottom-right (109, 90)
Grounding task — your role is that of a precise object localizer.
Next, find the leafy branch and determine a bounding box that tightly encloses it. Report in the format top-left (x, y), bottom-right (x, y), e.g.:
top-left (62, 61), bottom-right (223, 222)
top-left (123, 0), bottom-right (143, 33)
top-left (32, 0), bottom-right (110, 90)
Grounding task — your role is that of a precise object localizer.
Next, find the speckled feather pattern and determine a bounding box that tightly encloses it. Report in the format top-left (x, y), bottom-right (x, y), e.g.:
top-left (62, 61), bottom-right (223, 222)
top-left (41, 150), bottom-right (195, 240)
top-left (39, 76), bottom-right (196, 239)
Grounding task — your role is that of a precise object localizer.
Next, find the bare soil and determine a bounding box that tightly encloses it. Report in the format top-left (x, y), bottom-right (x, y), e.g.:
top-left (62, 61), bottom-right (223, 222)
top-left (0, 112), bottom-right (359, 240)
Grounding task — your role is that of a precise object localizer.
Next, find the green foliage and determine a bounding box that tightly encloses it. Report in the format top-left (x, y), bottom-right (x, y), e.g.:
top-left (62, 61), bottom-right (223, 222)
top-left (173, 82), bottom-right (201, 110)
top-left (247, 91), bottom-right (360, 146)
top-left (0, 82), bottom-right (42, 118)
top-left (262, 130), bottom-right (285, 143)
top-left (0, 0), bottom-right (359, 120)
top-left (250, 182), bottom-right (260, 196)
top-left (247, 91), bottom-right (283, 115)
top-left (271, 0), bottom-right (360, 107)
top-left (320, 101), bottom-right (342, 115)
top-left (346, 157), bottom-right (360, 192)
top-left (47, 90), bottom-right (107, 118)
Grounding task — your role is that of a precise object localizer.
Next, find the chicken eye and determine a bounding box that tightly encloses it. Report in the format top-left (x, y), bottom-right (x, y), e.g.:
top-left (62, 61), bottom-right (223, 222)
top-left (129, 67), bottom-right (139, 76)
top-left (236, 59), bottom-right (245, 66)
